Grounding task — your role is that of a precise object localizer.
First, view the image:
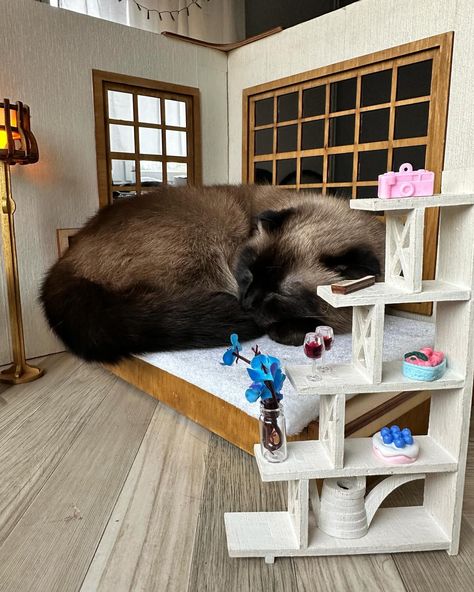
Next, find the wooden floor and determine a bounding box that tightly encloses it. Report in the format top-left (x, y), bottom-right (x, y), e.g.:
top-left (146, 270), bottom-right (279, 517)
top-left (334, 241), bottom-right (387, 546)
top-left (0, 353), bottom-right (473, 592)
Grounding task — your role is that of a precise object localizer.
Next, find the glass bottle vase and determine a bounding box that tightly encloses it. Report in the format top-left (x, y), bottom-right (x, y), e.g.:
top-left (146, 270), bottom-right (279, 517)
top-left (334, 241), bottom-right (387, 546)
top-left (259, 402), bottom-right (288, 463)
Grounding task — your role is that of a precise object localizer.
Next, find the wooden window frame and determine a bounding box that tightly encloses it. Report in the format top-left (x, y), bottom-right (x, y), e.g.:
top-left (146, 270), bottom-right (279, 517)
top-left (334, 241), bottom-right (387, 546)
top-left (242, 33), bottom-right (453, 316)
top-left (93, 70), bottom-right (202, 209)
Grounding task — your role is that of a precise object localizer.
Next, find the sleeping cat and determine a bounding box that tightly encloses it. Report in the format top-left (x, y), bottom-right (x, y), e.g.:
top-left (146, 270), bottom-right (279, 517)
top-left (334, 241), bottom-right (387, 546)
top-left (40, 185), bottom-right (384, 363)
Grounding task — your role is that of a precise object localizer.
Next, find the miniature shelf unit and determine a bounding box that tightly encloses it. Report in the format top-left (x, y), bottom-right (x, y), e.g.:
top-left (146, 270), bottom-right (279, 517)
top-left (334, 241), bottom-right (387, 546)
top-left (224, 193), bottom-right (474, 562)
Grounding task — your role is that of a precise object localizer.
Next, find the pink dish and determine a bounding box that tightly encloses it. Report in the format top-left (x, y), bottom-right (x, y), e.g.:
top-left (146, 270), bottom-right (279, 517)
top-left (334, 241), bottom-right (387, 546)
top-left (378, 163), bottom-right (434, 199)
top-left (373, 445), bottom-right (417, 464)
top-left (372, 432), bottom-right (420, 464)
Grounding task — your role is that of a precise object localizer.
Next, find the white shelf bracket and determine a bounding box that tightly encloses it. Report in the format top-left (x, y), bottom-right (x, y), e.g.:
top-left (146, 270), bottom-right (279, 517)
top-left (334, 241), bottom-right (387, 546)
top-left (352, 303), bottom-right (384, 383)
top-left (385, 208), bottom-right (424, 292)
top-left (288, 479), bottom-right (309, 548)
top-left (319, 394), bottom-right (345, 468)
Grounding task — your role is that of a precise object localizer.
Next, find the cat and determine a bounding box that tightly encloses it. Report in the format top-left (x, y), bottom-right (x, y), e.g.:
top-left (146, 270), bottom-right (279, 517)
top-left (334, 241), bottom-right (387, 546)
top-left (40, 185), bottom-right (384, 363)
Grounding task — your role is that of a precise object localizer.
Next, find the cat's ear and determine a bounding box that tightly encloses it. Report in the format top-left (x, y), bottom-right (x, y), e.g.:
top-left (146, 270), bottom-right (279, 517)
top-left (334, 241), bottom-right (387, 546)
top-left (256, 208), bottom-right (296, 233)
top-left (321, 246), bottom-right (381, 279)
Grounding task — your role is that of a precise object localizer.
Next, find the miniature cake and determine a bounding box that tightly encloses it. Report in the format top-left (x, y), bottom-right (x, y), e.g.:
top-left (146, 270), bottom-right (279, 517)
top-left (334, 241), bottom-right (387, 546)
top-left (372, 425), bottom-right (419, 464)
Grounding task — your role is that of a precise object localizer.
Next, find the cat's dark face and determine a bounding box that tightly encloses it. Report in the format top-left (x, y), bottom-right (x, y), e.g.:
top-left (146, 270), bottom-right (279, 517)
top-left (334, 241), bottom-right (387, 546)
top-left (235, 201), bottom-right (384, 332)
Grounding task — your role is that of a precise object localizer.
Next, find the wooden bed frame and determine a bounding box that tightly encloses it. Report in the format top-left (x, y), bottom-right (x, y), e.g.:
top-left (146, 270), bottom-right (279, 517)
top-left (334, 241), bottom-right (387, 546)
top-left (108, 356), bottom-right (431, 455)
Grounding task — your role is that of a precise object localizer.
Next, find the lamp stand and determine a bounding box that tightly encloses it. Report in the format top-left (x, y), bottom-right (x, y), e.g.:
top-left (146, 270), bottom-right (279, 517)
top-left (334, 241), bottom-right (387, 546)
top-left (0, 162), bottom-right (43, 384)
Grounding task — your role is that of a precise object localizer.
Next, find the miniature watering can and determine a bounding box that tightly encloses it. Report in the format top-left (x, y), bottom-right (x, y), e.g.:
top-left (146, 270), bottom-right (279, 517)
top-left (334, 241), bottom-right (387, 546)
top-left (311, 473), bottom-right (425, 539)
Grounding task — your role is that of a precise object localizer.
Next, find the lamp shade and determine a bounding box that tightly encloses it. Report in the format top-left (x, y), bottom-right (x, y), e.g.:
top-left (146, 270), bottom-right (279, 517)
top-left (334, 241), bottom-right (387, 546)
top-left (0, 99), bottom-right (39, 165)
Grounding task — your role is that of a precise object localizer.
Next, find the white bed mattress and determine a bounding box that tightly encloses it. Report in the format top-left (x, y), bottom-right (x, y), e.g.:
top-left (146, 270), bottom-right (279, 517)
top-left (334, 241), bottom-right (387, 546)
top-left (138, 315), bottom-right (435, 435)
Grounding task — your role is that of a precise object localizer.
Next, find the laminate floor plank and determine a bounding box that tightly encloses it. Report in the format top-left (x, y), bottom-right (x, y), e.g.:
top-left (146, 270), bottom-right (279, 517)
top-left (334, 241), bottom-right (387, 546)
top-left (0, 374), bottom-right (156, 592)
top-left (0, 359), bottom-right (118, 545)
top-left (0, 353), bottom-right (81, 437)
top-left (80, 403), bottom-right (209, 592)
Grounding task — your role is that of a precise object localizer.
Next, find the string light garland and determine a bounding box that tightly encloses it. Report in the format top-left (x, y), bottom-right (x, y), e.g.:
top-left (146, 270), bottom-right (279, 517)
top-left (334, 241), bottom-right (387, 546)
top-left (117, 0), bottom-right (210, 22)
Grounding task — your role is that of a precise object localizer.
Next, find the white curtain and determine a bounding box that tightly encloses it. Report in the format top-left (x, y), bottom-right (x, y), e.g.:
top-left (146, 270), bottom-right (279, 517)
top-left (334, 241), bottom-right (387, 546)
top-left (54, 0), bottom-right (245, 43)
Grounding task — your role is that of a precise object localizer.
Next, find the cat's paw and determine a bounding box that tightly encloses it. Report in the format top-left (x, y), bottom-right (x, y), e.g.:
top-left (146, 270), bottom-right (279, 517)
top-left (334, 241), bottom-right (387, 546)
top-left (267, 321), bottom-right (306, 346)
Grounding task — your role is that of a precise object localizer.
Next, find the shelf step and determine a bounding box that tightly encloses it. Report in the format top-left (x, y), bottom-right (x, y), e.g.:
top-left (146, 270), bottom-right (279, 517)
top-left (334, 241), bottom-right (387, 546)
top-left (286, 360), bottom-right (464, 395)
top-left (225, 506), bottom-right (450, 558)
top-left (255, 435), bottom-right (457, 482)
top-left (350, 193), bottom-right (474, 211)
top-left (318, 280), bottom-right (470, 308)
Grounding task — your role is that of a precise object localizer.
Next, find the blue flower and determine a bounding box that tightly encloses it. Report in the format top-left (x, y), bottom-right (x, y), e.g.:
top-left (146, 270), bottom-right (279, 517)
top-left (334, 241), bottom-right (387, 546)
top-left (245, 354), bottom-right (286, 403)
top-left (245, 382), bottom-right (272, 402)
top-left (221, 333), bottom-right (242, 366)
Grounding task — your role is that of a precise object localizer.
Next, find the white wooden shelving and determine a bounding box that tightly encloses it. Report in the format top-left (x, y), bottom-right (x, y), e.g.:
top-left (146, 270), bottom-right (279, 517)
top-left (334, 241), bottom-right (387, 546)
top-left (225, 193), bottom-right (474, 561)
top-left (287, 361), bottom-right (464, 395)
top-left (254, 436), bottom-right (457, 481)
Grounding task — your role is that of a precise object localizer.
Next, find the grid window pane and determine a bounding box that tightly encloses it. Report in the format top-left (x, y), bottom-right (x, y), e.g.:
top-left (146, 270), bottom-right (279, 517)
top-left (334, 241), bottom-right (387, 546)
top-left (166, 130), bottom-right (187, 157)
top-left (301, 156), bottom-right (323, 184)
top-left (358, 149), bottom-right (388, 181)
top-left (393, 145), bottom-right (427, 172)
top-left (356, 185), bottom-right (379, 198)
top-left (277, 159), bottom-right (297, 185)
top-left (302, 120), bottom-right (324, 150)
top-left (277, 92), bottom-right (298, 122)
top-left (109, 124), bottom-right (135, 153)
top-left (359, 108), bottom-right (390, 143)
top-left (394, 102), bottom-right (429, 139)
top-left (328, 153), bottom-right (353, 183)
top-left (108, 91), bottom-right (133, 121)
top-left (139, 127), bottom-right (162, 155)
top-left (397, 59), bottom-right (433, 100)
top-left (165, 99), bottom-right (186, 127)
top-left (361, 70), bottom-right (392, 107)
top-left (277, 125), bottom-right (297, 153)
top-left (329, 114), bottom-right (355, 146)
top-left (302, 86), bottom-right (326, 117)
top-left (255, 128), bottom-right (273, 155)
top-left (167, 162), bottom-right (188, 185)
top-left (138, 95), bottom-right (161, 124)
top-left (111, 159), bottom-right (136, 186)
top-left (330, 77), bottom-right (357, 112)
top-left (140, 160), bottom-right (163, 187)
top-left (254, 161), bottom-right (273, 184)
top-left (255, 98), bottom-right (274, 126)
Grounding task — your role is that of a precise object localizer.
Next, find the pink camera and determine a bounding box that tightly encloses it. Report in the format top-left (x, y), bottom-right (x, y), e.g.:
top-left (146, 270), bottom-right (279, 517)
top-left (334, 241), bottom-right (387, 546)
top-left (378, 163), bottom-right (434, 199)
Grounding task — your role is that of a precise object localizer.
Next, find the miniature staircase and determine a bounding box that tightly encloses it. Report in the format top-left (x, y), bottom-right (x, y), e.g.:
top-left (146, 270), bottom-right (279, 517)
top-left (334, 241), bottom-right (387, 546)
top-left (224, 193), bottom-right (474, 562)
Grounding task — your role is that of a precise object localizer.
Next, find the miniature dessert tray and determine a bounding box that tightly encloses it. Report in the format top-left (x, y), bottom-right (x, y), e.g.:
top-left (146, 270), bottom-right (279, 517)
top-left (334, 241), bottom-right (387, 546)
top-left (225, 193), bottom-right (474, 562)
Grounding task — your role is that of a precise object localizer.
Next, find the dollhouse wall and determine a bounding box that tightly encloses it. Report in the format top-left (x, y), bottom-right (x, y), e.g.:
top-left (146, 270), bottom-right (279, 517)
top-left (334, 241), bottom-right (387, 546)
top-left (2, 0), bottom-right (474, 365)
top-left (227, 0), bottom-right (474, 196)
top-left (0, 0), bottom-right (228, 364)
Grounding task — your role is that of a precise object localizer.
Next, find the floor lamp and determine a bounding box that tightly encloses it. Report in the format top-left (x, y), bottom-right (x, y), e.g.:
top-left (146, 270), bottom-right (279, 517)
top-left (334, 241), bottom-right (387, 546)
top-left (0, 98), bottom-right (43, 384)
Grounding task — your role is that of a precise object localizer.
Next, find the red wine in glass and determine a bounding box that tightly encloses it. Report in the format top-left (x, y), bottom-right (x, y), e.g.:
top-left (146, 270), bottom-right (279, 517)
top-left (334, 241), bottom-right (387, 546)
top-left (323, 336), bottom-right (333, 351)
top-left (316, 326), bottom-right (334, 373)
top-left (304, 332), bottom-right (324, 381)
top-left (304, 341), bottom-right (324, 359)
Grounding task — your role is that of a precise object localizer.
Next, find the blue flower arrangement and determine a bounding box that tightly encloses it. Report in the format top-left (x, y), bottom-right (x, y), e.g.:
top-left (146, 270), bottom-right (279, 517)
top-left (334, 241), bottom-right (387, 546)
top-left (221, 334), bottom-right (286, 409)
top-left (380, 425), bottom-right (414, 448)
top-left (221, 334), bottom-right (287, 456)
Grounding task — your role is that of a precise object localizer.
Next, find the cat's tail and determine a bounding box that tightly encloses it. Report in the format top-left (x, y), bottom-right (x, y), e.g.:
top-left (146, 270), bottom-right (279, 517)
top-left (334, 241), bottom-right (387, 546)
top-left (40, 261), bottom-right (262, 364)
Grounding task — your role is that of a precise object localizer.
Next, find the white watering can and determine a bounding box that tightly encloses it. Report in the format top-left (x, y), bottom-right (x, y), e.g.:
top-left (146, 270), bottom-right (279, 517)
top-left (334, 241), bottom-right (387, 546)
top-left (312, 473), bottom-right (425, 539)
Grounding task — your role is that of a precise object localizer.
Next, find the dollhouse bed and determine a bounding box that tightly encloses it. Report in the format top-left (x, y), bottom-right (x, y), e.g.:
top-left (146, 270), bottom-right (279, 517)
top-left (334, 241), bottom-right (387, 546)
top-left (108, 314), bottom-right (434, 453)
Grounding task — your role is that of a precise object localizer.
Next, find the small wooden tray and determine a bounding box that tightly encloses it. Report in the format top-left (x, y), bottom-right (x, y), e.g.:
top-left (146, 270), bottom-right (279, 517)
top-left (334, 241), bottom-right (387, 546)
top-left (331, 275), bottom-right (375, 294)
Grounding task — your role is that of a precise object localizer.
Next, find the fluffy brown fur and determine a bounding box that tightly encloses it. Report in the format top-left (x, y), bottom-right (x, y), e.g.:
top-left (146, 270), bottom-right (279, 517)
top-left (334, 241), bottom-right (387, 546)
top-left (40, 185), bottom-right (384, 363)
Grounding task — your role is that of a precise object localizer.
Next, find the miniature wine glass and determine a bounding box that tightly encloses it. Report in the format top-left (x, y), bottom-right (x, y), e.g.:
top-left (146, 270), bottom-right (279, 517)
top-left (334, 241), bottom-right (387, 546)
top-left (304, 332), bottom-right (325, 382)
top-left (316, 325), bottom-right (334, 374)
